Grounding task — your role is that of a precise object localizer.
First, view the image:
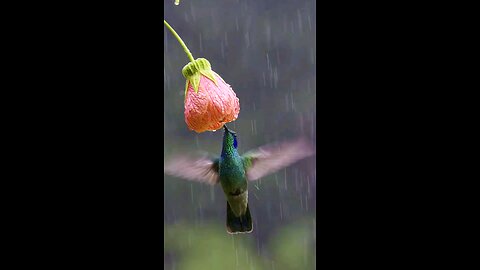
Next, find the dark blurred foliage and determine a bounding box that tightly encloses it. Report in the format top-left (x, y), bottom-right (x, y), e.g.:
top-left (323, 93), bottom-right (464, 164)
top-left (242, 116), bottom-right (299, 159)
top-left (164, 0), bottom-right (316, 269)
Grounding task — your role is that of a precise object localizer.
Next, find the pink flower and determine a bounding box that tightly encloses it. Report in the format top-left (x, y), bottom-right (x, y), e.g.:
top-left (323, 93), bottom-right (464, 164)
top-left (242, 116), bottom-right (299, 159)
top-left (182, 58), bottom-right (240, 133)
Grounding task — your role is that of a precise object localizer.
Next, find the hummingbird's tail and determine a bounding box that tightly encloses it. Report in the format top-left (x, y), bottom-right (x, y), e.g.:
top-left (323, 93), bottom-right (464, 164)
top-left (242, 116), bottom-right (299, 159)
top-left (226, 202), bottom-right (253, 234)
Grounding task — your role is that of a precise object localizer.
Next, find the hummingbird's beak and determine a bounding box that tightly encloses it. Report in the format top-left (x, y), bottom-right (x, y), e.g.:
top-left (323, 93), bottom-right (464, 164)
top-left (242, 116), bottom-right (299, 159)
top-left (223, 124), bottom-right (236, 134)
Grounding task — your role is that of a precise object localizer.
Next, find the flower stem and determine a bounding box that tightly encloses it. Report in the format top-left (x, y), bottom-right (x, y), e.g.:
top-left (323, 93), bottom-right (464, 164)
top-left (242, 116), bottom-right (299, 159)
top-left (164, 20), bottom-right (195, 63)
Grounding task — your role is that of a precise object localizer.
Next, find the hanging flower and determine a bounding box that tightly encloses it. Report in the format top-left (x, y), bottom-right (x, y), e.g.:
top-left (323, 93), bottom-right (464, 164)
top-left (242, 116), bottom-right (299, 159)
top-left (182, 58), bottom-right (240, 133)
top-left (164, 20), bottom-right (240, 133)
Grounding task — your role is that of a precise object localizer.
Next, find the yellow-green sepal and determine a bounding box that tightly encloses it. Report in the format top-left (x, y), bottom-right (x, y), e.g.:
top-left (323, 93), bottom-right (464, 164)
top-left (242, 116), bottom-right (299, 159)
top-left (190, 72), bottom-right (201, 93)
top-left (199, 69), bottom-right (218, 86)
top-left (182, 58), bottom-right (218, 94)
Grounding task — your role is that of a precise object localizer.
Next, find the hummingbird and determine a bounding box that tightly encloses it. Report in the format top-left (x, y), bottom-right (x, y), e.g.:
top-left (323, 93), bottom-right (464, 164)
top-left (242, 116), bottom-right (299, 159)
top-left (164, 125), bottom-right (314, 234)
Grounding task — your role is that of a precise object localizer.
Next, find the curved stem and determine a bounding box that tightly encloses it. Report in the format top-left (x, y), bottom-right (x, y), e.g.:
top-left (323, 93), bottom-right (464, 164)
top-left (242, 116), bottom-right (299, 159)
top-left (164, 20), bottom-right (195, 62)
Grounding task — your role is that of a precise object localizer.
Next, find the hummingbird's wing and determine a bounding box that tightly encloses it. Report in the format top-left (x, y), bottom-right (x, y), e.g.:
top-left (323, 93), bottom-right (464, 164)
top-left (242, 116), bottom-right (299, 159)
top-left (164, 155), bottom-right (219, 185)
top-left (242, 138), bottom-right (314, 181)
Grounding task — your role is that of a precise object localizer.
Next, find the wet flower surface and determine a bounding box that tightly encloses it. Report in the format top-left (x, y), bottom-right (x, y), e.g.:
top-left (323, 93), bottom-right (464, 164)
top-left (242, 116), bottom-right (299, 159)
top-left (184, 71), bottom-right (240, 132)
top-left (183, 58), bottom-right (240, 133)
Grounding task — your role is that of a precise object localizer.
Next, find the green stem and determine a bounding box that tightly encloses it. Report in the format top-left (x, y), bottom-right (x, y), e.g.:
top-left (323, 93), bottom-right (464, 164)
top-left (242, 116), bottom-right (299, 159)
top-left (164, 20), bottom-right (195, 63)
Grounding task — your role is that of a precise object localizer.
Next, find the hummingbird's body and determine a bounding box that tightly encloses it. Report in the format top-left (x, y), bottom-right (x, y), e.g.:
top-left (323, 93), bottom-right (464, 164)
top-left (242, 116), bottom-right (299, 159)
top-left (164, 125), bottom-right (314, 234)
top-left (218, 130), bottom-right (252, 233)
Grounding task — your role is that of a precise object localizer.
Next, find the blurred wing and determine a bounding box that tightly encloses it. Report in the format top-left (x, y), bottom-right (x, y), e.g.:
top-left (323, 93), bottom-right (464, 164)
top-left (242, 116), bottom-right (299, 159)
top-left (242, 138), bottom-right (314, 181)
top-left (164, 155), bottom-right (219, 185)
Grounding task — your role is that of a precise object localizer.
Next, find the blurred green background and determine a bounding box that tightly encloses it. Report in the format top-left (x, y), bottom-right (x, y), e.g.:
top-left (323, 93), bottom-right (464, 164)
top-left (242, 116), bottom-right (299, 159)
top-left (164, 0), bottom-right (316, 269)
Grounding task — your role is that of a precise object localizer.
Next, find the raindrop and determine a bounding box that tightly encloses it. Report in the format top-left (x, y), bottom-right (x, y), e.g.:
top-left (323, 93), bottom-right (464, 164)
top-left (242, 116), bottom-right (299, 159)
top-left (199, 33), bottom-right (203, 52)
top-left (273, 68), bottom-right (278, 89)
top-left (210, 186), bottom-right (215, 202)
top-left (257, 237), bottom-right (261, 256)
top-left (310, 48), bottom-right (315, 65)
top-left (285, 94), bottom-right (289, 112)
top-left (297, 9), bottom-right (303, 33)
top-left (303, 235), bottom-right (308, 264)
top-left (300, 194), bottom-right (303, 210)
top-left (265, 22), bottom-right (271, 47)
top-left (305, 195), bottom-right (308, 212)
top-left (290, 91), bottom-right (295, 111)
top-left (235, 246), bottom-right (239, 268)
top-left (279, 203), bottom-right (283, 220)
top-left (306, 176), bottom-right (310, 195)
top-left (189, 4), bottom-right (196, 21)
top-left (174, 0), bottom-right (179, 5)
top-left (172, 206), bottom-right (176, 222)
top-left (311, 112), bottom-right (315, 138)
top-left (267, 202), bottom-right (272, 219)
top-left (164, 71), bottom-right (170, 90)
top-left (249, 119), bottom-right (257, 135)
top-left (221, 41), bottom-right (225, 59)
top-left (299, 113), bottom-right (304, 133)
top-left (164, 31), bottom-right (168, 51)
top-left (244, 31), bottom-right (250, 48)
top-left (198, 201), bottom-right (203, 222)
top-left (295, 169), bottom-right (299, 191)
top-left (265, 52), bottom-right (270, 70)
top-left (269, 69), bottom-right (274, 89)
top-left (307, 14), bottom-right (312, 31)
top-left (190, 183), bottom-right (194, 204)
top-left (284, 168), bottom-right (288, 190)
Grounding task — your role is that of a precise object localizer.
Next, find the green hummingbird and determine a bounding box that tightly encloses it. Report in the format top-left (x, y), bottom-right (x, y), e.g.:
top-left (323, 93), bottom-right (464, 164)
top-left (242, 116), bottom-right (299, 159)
top-left (164, 125), bottom-right (314, 234)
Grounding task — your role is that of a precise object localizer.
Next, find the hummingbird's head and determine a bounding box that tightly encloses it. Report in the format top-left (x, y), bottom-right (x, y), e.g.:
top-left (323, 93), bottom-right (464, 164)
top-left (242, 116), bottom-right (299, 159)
top-left (223, 124), bottom-right (238, 149)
